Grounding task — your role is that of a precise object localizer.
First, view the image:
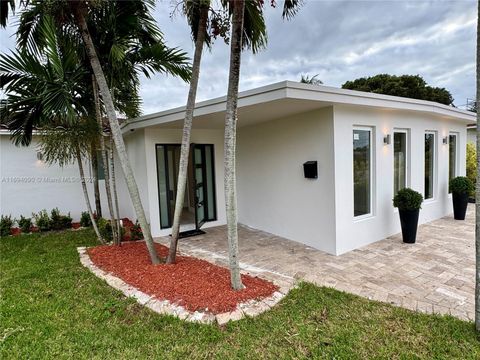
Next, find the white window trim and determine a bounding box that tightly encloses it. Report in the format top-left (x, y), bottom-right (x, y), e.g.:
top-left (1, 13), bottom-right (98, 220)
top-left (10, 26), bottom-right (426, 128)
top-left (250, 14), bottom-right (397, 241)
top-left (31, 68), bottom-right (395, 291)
top-left (393, 128), bottom-right (410, 194)
top-left (424, 130), bottom-right (437, 202)
top-left (448, 132), bottom-right (459, 182)
top-left (353, 126), bottom-right (375, 221)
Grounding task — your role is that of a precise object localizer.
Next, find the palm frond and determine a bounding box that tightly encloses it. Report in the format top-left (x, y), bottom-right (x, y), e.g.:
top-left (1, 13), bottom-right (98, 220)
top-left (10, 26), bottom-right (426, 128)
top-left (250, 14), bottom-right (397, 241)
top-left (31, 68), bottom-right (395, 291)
top-left (282, 0), bottom-right (303, 20)
top-left (0, 0), bottom-right (15, 28)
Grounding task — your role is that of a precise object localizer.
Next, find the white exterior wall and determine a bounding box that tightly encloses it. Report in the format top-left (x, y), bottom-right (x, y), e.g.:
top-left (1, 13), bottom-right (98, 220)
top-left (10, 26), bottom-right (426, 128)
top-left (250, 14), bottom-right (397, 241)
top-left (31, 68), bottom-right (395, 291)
top-left (121, 129), bottom-right (148, 221)
top-left (142, 128), bottom-right (226, 237)
top-left (0, 135), bottom-right (130, 221)
top-left (237, 107), bottom-right (337, 254)
top-left (333, 105), bottom-right (467, 254)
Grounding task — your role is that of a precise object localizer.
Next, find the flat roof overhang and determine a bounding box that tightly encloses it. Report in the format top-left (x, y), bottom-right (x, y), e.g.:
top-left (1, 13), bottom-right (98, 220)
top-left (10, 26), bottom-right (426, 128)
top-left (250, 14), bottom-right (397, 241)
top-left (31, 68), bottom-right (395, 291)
top-left (121, 81), bottom-right (476, 133)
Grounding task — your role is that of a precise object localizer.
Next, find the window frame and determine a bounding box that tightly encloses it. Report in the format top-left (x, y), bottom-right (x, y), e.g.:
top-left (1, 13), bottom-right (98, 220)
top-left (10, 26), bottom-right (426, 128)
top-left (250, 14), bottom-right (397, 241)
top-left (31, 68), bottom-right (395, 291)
top-left (353, 126), bottom-right (375, 220)
top-left (448, 132), bottom-right (459, 191)
top-left (424, 131), bottom-right (437, 201)
top-left (393, 129), bottom-right (410, 196)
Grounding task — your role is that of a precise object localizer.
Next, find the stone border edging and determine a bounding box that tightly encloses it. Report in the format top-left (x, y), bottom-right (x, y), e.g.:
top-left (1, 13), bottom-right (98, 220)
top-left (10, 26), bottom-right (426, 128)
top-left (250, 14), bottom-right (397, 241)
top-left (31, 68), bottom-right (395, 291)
top-left (77, 246), bottom-right (296, 325)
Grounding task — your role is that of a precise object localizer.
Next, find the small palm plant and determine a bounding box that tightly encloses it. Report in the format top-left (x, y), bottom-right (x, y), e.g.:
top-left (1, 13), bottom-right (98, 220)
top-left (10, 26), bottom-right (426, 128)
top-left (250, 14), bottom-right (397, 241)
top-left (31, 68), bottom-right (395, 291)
top-left (300, 74), bottom-right (323, 85)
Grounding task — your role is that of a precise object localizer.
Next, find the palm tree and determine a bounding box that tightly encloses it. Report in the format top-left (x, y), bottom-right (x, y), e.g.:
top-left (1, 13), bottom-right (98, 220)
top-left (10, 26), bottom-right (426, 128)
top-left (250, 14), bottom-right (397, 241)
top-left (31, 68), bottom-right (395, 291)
top-left (92, 76), bottom-right (119, 244)
top-left (90, 141), bottom-right (102, 217)
top-left (221, 0), bottom-right (301, 289)
top-left (475, 0), bottom-right (479, 332)
top-left (84, 0), bottom-right (191, 246)
top-left (0, 16), bottom-right (103, 242)
top-left (0, 0), bottom-right (14, 28)
top-left (300, 74), bottom-right (323, 85)
top-left (222, 0), bottom-right (247, 290)
top-left (10, 0), bottom-right (191, 263)
top-left (41, 121), bottom-right (104, 244)
top-left (75, 1), bottom-right (160, 263)
top-left (167, 0), bottom-right (211, 264)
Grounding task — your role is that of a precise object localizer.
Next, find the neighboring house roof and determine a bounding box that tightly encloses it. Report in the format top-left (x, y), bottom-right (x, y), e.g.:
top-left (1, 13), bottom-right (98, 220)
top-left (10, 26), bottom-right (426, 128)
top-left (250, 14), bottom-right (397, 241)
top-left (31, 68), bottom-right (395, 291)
top-left (0, 117), bottom-right (127, 136)
top-left (121, 81), bottom-right (476, 133)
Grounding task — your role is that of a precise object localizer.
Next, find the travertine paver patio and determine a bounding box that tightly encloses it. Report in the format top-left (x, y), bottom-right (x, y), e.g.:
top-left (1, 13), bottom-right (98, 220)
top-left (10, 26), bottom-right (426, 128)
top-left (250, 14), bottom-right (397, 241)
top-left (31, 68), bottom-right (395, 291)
top-left (156, 205), bottom-right (475, 321)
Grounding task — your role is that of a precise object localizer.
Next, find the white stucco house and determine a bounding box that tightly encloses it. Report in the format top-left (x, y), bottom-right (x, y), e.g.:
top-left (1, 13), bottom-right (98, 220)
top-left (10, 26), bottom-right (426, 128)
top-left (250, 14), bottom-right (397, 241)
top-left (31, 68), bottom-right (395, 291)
top-left (0, 81), bottom-right (475, 255)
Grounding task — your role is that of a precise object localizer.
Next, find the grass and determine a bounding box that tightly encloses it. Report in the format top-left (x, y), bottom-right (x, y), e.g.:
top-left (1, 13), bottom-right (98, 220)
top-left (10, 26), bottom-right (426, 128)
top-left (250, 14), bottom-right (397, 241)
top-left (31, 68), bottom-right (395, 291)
top-left (1, 230), bottom-right (479, 359)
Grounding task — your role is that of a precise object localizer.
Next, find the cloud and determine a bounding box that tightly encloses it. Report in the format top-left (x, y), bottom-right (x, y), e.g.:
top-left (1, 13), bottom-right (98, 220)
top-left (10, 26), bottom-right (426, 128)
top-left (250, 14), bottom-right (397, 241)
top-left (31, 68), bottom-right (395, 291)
top-left (0, 0), bottom-right (476, 113)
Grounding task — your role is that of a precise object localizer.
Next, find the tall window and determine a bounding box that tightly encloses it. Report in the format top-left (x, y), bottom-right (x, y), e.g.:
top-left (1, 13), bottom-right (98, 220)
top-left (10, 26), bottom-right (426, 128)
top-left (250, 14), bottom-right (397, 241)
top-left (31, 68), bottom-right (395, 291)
top-left (353, 128), bottom-right (372, 217)
top-left (449, 133), bottom-right (458, 184)
top-left (394, 131), bottom-right (408, 195)
top-left (424, 132), bottom-right (436, 200)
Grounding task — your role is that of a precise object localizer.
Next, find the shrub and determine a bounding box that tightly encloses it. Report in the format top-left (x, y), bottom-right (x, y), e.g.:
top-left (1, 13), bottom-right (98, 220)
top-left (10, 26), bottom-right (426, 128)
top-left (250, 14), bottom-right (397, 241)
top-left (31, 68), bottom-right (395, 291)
top-left (50, 208), bottom-right (62, 230)
top-left (130, 221), bottom-right (144, 241)
top-left (50, 208), bottom-right (72, 230)
top-left (33, 210), bottom-right (51, 232)
top-left (18, 216), bottom-right (32, 233)
top-left (466, 143), bottom-right (476, 196)
top-left (97, 218), bottom-right (111, 240)
top-left (98, 218), bottom-right (125, 242)
top-left (61, 213), bottom-right (73, 229)
top-left (449, 176), bottom-right (474, 195)
top-left (0, 215), bottom-right (14, 237)
top-left (393, 188), bottom-right (423, 211)
top-left (80, 211), bottom-right (92, 227)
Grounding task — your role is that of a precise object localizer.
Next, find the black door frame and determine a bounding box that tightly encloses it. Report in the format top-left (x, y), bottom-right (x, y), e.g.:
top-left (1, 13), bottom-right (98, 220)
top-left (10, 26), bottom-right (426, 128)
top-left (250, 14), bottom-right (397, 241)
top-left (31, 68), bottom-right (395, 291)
top-left (155, 143), bottom-right (217, 230)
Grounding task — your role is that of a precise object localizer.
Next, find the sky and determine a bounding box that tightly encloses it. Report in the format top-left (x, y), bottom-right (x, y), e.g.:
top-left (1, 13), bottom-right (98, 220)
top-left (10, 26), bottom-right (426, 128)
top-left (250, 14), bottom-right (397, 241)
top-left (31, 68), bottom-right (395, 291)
top-left (0, 0), bottom-right (477, 115)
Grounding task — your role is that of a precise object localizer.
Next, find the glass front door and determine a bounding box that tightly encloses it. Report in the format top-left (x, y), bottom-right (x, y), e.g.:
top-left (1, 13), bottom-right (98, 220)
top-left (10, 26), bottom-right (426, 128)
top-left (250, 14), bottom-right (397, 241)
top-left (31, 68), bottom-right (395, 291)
top-left (156, 144), bottom-right (217, 231)
top-left (192, 144), bottom-right (207, 228)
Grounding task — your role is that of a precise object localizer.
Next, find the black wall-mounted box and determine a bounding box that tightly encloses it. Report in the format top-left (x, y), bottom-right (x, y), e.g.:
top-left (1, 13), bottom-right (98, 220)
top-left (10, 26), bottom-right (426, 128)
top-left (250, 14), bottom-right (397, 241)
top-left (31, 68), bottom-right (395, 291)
top-left (303, 161), bottom-right (318, 179)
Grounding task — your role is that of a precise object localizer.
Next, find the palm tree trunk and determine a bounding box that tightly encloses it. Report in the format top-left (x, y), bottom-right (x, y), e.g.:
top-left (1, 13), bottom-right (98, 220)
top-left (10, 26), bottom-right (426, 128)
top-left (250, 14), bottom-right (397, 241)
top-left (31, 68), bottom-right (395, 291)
top-left (92, 75), bottom-right (118, 244)
top-left (110, 135), bottom-right (122, 242)
top-left (223, 0), bottom-right (245, 290)
top-left (167, 4), bottom-right (209, 264)
top-left (76, 144), bottom-right (103, 243)
top-left (73, 7), bottom-right (161, 263)
top-left (475, 0), bottom-right (479, 332)
top-left (90, 142), bottom-right (102, 218)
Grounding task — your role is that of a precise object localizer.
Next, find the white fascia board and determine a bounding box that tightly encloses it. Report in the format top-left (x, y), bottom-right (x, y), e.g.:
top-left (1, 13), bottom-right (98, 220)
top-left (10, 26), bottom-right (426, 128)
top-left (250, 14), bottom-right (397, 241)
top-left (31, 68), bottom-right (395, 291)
top-left (121, 82), bottom-right (289, 133)
top-left (121, 80), bottom-right (475, 132)
top-left (284, 81), bottom-right (475, 123)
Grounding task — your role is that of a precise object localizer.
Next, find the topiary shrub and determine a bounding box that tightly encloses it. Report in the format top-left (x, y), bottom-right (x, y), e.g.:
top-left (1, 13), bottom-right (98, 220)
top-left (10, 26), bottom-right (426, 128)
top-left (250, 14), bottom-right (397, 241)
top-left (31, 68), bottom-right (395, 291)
top-left (80, 211), bottom-right (92, 227)
top-left (393, 188), bottom-right (423, 211)
top-left (0, 215), bottom-right (14, 237)
top-left (33, 210), bottom-right (51, 232)
top-left (449, 176), bottom-right (474, 195)
top-left (18, 216), bottom-right (32, 233)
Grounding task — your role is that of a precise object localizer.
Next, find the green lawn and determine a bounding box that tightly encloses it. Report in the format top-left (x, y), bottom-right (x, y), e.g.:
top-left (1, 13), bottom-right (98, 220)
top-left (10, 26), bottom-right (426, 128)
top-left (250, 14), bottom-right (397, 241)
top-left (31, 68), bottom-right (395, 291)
top-left (1, 230), bottom-right (479, 359)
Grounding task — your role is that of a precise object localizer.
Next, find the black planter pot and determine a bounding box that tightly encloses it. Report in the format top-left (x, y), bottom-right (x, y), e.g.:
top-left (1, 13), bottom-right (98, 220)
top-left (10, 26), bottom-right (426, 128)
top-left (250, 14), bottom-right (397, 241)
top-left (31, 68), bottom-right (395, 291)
top-left (398, 209), bottom-right (419, 244)
top-left (452, 192), bottom-right (469, 220)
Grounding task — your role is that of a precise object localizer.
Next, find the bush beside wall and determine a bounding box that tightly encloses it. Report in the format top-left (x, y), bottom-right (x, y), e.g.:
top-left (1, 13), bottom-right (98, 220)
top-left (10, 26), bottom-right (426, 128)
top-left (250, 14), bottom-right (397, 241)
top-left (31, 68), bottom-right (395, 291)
top-left (466, 143), bottom-right (476, 197)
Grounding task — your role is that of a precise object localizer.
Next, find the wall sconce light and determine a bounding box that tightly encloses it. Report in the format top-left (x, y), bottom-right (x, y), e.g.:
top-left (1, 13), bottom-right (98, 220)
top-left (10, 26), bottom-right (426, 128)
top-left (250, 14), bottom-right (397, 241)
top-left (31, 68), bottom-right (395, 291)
top-left (383, 134), bottom-right (391, 145)
top-left (36, 152), bottom-right (43, 161)
top-left (442, 136), bottom-right (448, 145)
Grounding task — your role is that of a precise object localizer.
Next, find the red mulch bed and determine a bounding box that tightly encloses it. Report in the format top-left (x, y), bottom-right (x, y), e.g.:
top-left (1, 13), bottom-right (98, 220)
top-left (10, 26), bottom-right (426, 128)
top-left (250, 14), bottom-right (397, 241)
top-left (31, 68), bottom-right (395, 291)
top-left (87, 242), bottom-right (278, 314)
